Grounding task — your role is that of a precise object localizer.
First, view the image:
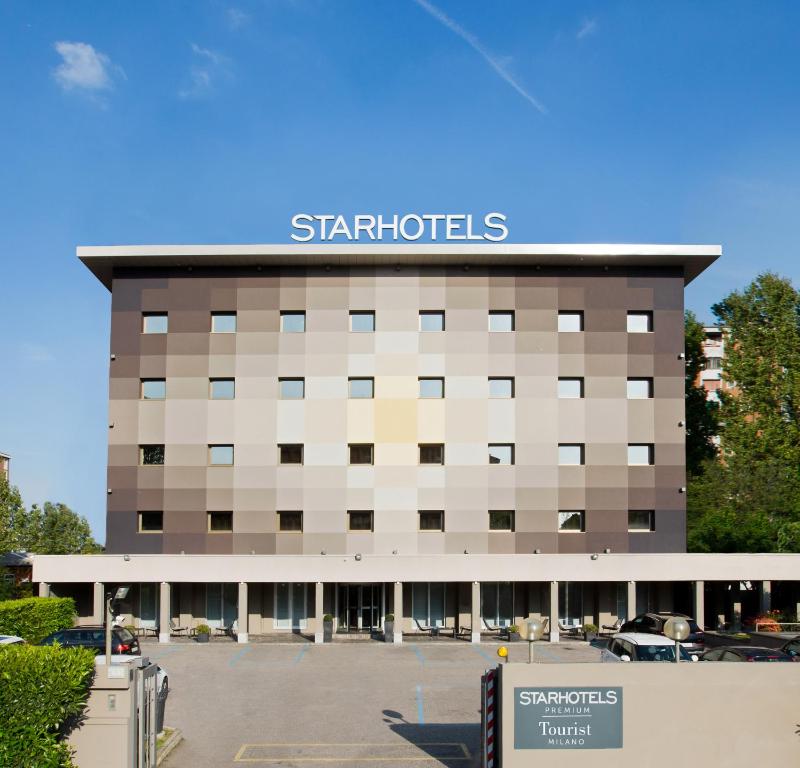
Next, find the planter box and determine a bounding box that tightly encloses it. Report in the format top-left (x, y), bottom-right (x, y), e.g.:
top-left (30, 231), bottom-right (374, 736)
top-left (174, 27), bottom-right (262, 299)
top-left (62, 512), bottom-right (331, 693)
top-left (384, 621), bottom-right (394, 643)
top-left (196, 633), bottom-right (210, 644)
top-left (584, 632), bottom-right (598, 642)
top-left (507, 632), bottom-right (521, 642)
top-left (323, 622), bottom-right (333, 643)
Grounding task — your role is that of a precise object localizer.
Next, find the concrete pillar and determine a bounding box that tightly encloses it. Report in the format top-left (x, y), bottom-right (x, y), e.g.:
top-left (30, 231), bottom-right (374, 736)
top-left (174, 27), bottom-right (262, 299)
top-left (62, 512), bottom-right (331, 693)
top-left (393, 582), bottom-right (403, 644)
top-left (549, 581), bottom-right (559, 643)
top-left (93, 582), bottom-right (104, 625)
top-left (159, 582), bottom-right (171, 644)
top-left (471, 582), bottom-right (481, 644)
top-left (627, 581), bottom-right (636, 622)
top-left (760, 581), bottom-right (772, 614)
top-left (314, 582), bottom-right (324, 644)
top-left (38, 582), bottom-right (50, 598)
top-left (237, 582), bottom-right (248, 643)
top-left (693, 581), bottom-right (705, 630)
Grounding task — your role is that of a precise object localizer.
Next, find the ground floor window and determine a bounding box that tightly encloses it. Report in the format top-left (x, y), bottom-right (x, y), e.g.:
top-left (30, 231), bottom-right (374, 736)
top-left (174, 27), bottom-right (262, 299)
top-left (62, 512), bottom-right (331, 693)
top-left (207, 583), bottom-right (237, 629)
top-left (558, 581), bottom-right (583, 626)
top-left (275, 582), bottom-right (307, 630)
top-left (616, 582), bottom-right (627, 622)
top-left (481, 582), bottom-right (513, 627)
top-left (412, 583), bottom-right (446, 627)
top-left (139, 583), bottom-right (158, 628)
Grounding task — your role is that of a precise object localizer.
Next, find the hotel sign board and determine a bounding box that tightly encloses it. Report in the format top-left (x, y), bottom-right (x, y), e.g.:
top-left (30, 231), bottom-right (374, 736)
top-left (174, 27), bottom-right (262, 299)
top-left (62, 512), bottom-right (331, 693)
top-left (513, 686), bottom-right (623, 750)
top-left (290, 212), bottom-right (508, 242)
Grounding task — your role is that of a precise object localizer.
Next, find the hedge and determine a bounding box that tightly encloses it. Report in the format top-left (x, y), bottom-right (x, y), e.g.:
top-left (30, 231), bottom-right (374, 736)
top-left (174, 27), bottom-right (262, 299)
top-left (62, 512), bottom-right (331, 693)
top-left (0, 597), bottom-right (76, 644)
top-left (0, 645), bottom-right (96, 768)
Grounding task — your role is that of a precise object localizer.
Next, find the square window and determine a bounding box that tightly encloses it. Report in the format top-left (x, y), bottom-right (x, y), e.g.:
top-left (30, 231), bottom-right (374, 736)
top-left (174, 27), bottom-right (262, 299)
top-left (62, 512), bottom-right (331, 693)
top-left (280, 311), bottom-right (306, 333)
top-left (279, 378), bottom-right (305, 399)
top-left (627, 378), bottom-right (653, 399)
top-left (488, 377), bottom-right (514, 398)
top-left (419, 377), bottom-right (444, 398)
top-left (488, 444), bottom-right (514, 465)
top-left (348, 377), bottom-right (374, 399)
top-left (558, 511), bottom-right (585, 532)
top-left (419, 311), bottom-right (445, 332)
top-left (628, 510), bottom-right (655, 532)
top-left (142, 313), bottom-right (168, 334)
top-left (210, 378), bottom-right (235, 399)
top-left (489, 510), bottom-right (515, 531)
top-left (138, 511), bottom-right (163, 533)
top-left (419, 510), bottom-right (444, 531)
top-left (419, 444), bottom-right (444, 465)
top-left (348, 510), bottom-right (373, 531)
top-left (209, 445), bottom-right (234, 465)
top-left (349, 444), bottom-right (374, 465)
top-left (628, 444), bottom-right (654, 465)
top-left (488, 311), bottom-right (514, 332)
top-left (558, 311), bottom-right (583, 332)
top-left (558, 444), bottom-right (584, 465)
top-left (278, 444), bottom-right (303, 465)
top-left (141, 379), bottom-right (166, 400)
top-left (627, 311), bottom-right (653, 333)
top-left (208, 511), bottom-right (233, 532)
top-left (350, 311), bottom-right (375, 332)
top-left (140, 445), bottom-right (164, 466)
top-left (558, 378), bottom-right (584, 399)
top-left (211, 312), bottom-right (237, 333)
top-left (278, 511), bottom-right (303, 532)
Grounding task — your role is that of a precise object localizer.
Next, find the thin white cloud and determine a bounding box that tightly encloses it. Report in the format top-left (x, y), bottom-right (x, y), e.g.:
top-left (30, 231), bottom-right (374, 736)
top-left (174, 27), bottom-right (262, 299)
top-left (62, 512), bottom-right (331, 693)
top-left (577, 18), bottom-right (597, 40)
top-left (412, 0), bottom-right (547, 115)
top-left (179, 44), bottom-right (231, 99)
top-left (227, 8), bottom-right (250, 30)
top-left (52, 41), bottom-right (119, 92)
top-left (20, 343), bottom-right (54, 363)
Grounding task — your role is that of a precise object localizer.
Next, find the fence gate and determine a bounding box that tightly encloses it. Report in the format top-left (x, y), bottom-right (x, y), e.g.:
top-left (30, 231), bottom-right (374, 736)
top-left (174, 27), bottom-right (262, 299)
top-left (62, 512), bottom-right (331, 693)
top-left (480, 667), bottom-right (500, 768)
top-left (134, 660), bottom-right (158, 768)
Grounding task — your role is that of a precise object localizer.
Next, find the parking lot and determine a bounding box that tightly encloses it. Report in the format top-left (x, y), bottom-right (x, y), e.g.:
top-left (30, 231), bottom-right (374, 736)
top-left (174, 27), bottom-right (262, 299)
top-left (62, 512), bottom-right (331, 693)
top-left (145, 638), bottom-right (601, 767)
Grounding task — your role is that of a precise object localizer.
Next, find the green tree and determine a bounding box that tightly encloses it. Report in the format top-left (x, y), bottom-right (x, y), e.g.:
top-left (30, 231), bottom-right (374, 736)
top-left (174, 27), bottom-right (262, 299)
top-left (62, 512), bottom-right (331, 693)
top-left (0, 477), bottom-right (26, 553)
top-left (687, 273), bottom-right (800, 552)
top-left (684, 311), bottom-right (719, 476)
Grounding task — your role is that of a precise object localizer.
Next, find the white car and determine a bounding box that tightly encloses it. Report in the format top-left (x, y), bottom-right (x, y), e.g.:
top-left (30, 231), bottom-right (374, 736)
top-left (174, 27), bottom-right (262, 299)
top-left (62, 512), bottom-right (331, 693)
top-left (601, 632), bottom-right (698, 662)
top-left (0, 635), bottom-right (25, 645)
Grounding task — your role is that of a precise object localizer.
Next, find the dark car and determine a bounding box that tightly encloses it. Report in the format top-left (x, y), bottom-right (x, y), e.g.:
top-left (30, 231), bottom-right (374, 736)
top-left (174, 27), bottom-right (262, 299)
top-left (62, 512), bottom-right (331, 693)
top-left (40, 626), bottom-right (140, 655)
top-left (780, 635), bottom-right (800, 660)
top-left (701, 646), bottom-right (793, 662)
top-left (619, 612), bottom-right (705, 653)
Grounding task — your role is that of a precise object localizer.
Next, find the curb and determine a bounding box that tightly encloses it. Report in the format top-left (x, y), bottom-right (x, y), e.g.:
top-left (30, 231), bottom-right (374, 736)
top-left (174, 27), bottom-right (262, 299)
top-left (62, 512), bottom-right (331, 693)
top-left (157, 727), bottom-right (183, 766)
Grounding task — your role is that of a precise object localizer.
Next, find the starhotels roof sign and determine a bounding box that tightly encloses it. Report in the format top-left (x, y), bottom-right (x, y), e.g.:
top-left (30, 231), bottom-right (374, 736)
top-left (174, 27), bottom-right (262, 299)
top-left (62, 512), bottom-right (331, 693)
top-left (291, 212), bottom-right (509, 242)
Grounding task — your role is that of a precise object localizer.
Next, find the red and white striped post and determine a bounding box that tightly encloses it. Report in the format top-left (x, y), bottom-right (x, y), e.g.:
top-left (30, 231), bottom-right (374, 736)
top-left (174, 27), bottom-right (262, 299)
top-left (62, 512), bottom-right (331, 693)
top-left (482, 668), bottom-right (497, 768)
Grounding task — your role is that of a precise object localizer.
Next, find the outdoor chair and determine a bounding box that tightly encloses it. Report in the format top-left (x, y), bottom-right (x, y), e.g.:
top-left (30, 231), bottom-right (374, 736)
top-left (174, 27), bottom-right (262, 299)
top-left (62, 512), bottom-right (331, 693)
top-left (557, 620), bottom-right (583, 636)
top-left (601, 618), bottom-right (623, 635)
top-left (169, 619), bottom-right (188, 637)
top-left (414, 618), bottom-right (442, 637)
top-left (215, 620), bottom-right (237, 639)
top-left (482, 618), bottom-right (504, 633)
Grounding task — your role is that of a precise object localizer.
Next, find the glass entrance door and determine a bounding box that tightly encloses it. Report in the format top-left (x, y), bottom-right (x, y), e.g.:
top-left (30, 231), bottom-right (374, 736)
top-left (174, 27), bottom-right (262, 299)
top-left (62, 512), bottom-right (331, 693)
top-left (337, 584), bottom-right (382, 632)
top-left (139, 583), bottom-right (158, 629)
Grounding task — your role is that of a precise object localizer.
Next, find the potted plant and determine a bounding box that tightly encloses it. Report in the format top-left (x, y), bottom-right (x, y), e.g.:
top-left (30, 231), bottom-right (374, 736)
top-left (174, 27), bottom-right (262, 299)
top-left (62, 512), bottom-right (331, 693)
top-left (384, 613), bottom-right (395, 643)
top-left (195, 624), bottom-right (211, 643)
top-left (583, 623), bottom-right (599, 642)
top-left (507, 625), bottom-right (521, 642)
top-left (323, 614), bottom-right (333, 643)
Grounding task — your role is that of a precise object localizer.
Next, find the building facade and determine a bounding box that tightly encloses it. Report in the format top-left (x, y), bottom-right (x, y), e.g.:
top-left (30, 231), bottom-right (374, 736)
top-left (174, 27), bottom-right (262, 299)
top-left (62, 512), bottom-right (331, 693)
top-left (40, 244), bottom-right (800, 643)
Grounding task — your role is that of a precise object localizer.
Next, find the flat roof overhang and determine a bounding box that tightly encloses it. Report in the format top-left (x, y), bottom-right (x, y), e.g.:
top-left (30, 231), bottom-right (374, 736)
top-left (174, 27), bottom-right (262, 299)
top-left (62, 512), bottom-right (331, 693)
top-left (78, 243), bottom-right (721, 290)
top-left (33, 552), bottom-right (798, 584)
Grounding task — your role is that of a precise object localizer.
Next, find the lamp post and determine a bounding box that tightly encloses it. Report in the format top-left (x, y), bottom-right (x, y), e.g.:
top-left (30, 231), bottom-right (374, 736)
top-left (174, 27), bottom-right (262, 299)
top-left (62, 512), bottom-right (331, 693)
top-left (525, 618), bottom-right (546, 663)
top-left (663, 616), bottom-right (690, 664)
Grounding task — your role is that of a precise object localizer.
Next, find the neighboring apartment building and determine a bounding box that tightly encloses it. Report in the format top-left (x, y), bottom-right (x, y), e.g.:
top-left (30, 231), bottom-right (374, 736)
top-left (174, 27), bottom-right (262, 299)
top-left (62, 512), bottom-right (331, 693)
top-left (39, 243), bottom-right (800, 642)
top-left (699, 325), bottom-right (731, 401)
top-left (0, 452), bottom-right (9, 482)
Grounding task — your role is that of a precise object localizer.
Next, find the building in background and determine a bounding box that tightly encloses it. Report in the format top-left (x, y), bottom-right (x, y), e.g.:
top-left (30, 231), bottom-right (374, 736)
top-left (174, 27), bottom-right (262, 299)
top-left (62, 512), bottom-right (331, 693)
top-left (0, 452), bottom-right (9, 482)
top-left (699, 325), bottom-right (731, 401)
top-left (33, 242), bottom-right (800, 642)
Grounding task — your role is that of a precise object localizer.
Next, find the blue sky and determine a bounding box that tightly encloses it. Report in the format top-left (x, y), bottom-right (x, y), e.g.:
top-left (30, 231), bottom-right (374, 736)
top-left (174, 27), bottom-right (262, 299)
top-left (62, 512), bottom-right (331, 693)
top-left (1, 1), bottom-right (799, 542)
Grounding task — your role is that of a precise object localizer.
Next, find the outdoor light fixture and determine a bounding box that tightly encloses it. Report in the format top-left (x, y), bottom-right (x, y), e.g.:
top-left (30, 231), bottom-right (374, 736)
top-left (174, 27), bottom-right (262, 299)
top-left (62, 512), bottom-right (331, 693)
top-left (604, 547), bottom-right (612, 554)
top-left (107, 488), bottom-right (112, 494)
top-left (678, 352), bottom-right (685, 360)
top-left (533, 548), bottom-right (542, 554)
top-left (678, 420), bottom-right (685, 427)
top-left (591, 553), bottom-right (599, 560)
top-left (321, 549), bottom-right (326, 555)
top-left (525, 617), bottom-right (546, 663)
top-left (110, 353), bottom-right (116, 360)
top-left (392, 549), bottom-right (398, 555)
top-left (464, 548), bottom-right (469, 554)
top-left (679, 487), bottom-right (687, 493)
top-left (123, 554), bottom-right (130, 562)
top-left (355, 553), bottom-right (362, 561)
top-left (663, 616), bottom-right (691, 663)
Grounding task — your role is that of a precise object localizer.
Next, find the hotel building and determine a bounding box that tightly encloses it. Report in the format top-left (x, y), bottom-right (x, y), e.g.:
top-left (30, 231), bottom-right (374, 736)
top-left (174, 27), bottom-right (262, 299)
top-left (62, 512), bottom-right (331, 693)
top-left (33, 244), bottom-right (800, 642)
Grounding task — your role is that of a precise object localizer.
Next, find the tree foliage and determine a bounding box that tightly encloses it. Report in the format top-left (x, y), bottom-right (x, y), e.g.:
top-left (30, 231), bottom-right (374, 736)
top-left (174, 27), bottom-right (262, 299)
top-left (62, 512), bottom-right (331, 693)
top-left (684, 311), bottom-right (719, 475)
top-left (687, 273), bottom-right (800, 552)
top-left (0, 477), bottom-right (101, 555)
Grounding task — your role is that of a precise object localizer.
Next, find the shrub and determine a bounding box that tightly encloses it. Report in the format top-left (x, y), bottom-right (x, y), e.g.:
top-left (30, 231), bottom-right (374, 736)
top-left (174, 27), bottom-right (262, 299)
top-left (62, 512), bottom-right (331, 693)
top-left (752, 611), bottom-right (782, 632)
top-left (508, 625), bottom-right (520, 634)
top-left (0, 597), bottom-right (76, 644)
top-left (195, 624), bottom-right (211, 634)
top-left (384, 613), bottom-right (395, 622)
top-left (0, 644), bottom-right (95, 767)
top-left (583, 623), bottom-right (599, 634)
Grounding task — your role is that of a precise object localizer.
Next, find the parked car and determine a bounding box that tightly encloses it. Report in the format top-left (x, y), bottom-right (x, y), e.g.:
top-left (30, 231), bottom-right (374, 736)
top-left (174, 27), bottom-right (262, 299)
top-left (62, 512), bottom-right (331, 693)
top-left (0, 635), bottom-right (25, 645)
top-left (619, 612), bottom-right (705, 653)
top-left (601, 633), bottom-right (698, 662)
top-left (701, 646), bottom-right (794, 662)
top-left (780, 635), bottom-right (800, 660)
top-left (39, 626), bottom-right (140, 655)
